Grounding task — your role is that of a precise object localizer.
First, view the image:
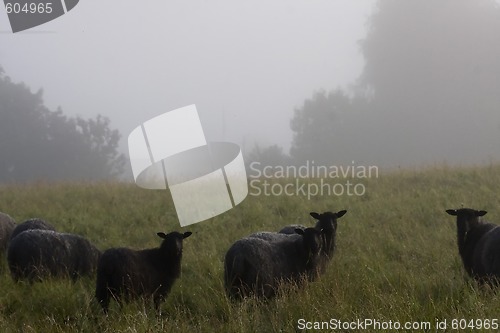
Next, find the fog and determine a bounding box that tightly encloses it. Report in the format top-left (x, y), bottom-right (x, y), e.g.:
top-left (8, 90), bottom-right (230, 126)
top-left (2, 0), bottom-right (500, 178)
top-left (0, 1), bottom-right (372, 152)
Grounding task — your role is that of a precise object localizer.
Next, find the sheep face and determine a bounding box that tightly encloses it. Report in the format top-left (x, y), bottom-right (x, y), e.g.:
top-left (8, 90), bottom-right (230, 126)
top-left (446, 208), bottom-right (487, 231)
top-left (157, 231), bottom-right (192, 256)
top-left (310, 210), bottom-right (347, 232)
top-left (309, 210), bottom-right (346, 255)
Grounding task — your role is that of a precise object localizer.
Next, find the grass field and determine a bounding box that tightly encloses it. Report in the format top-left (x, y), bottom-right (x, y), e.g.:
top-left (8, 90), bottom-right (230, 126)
top-left (2, 165), bottom-right (500, 332)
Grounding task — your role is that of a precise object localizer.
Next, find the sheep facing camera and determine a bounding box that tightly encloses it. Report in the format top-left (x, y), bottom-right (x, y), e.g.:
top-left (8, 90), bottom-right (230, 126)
top-left (3, 0), bottom-right (79, 33)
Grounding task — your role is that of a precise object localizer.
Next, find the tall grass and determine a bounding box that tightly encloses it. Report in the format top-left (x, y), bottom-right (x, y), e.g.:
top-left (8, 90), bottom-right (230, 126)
top-left (1, 165), bottom-right (500, 332)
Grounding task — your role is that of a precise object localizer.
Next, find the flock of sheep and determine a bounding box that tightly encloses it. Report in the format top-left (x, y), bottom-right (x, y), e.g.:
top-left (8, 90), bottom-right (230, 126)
top-left (1, 207), bottom-right (500, 313)
top-left (0, 212), bottom-right (192, 312)
top-left (224, 210), bottom-right (346, 299)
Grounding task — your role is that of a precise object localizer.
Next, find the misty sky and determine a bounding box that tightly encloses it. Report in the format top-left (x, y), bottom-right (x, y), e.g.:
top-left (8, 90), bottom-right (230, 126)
top-left (0, 0), bottom-right (376, 155)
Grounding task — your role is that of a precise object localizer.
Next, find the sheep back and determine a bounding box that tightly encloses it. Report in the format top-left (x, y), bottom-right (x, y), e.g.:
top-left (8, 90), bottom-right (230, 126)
top-left (9, 218), bottom-right (55, 241)
top-left (7, 229), bottom-right (100, 282)
top-left (224, 228), bottom-right (322, 299)
top-left (278, 224), bottom-right (306, 234)
top-left (249, 231), bottom-right (298, 242)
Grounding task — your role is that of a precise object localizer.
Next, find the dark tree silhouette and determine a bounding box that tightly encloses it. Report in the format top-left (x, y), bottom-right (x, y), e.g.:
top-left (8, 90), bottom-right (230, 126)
top-left (0, 67), bottom-right (125, 182)
top-left (290, 89), bottom-right (351, 164)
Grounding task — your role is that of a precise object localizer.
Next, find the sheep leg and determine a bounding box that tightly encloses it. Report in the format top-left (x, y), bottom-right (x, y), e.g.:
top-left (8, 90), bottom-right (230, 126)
top-left (153, 294), bottom-right (164, 314)
top-left (96, 291), bottom-right (110, 314)
top-left (226, 269), bottom-right (263, 298)
top-left (95, 279), bottom-right (111, 313)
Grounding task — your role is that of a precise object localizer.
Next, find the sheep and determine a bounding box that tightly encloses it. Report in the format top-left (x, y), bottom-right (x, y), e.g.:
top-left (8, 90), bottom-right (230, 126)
top-left (280, 210), bottom-right (347, 273)
top-left (0, 212), bottom-right (16, 253)
top-left (95, 231), bottom-right (192, 313)
top-left (7, 229), bottom-right (101, 282)
top-left (446, 208), bottom-right (500, 285)
top-left (224, 227), bottom-right (324, 299)
top-left (9, 218), bottom-right (55, 241)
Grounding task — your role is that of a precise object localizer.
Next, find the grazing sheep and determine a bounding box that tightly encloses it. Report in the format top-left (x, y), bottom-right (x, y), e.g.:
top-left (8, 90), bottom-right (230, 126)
top-left (224, 227), bottom-right (324, 299)
top-left (9, 218), bottom-right (55, 241)
top-left (0, 212), bottom-right (16, 253)
top-left (7, 229), bottom-right (101, 282)
top-left (280, 210), bottom-right (347, 272)
top-left (446, 208), bottom-right (500, 285)
top-left (95, 231), bottom-right (192, 313)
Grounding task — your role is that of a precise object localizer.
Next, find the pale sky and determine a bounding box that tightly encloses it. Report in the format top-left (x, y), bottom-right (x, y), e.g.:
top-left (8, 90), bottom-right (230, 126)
top-left (0, 0), bottom-right (376, 154)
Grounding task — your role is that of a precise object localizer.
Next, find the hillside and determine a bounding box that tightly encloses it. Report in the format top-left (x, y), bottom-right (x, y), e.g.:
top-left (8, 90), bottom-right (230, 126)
top-left (1, 165), bottom-right (500, 332)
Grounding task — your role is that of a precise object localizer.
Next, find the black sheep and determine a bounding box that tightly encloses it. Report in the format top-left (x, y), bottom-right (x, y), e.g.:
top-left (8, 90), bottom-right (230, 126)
top-left (224, 227), bottom-right (324, 299)
top-left (95, 231), bottom-right (192, 313)
top-left (7, 229), bottom-right (101, 282)
top-left (280, 210), bottom-right (347, 272)
top-left (446, 208), bottom-right (500, 285)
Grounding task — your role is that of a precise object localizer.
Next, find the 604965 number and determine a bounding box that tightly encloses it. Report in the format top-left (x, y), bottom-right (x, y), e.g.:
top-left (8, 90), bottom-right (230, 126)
top-left (5, 2), bottom-right (53, 14)
top-left (451, 318), bottom-right (498, 330)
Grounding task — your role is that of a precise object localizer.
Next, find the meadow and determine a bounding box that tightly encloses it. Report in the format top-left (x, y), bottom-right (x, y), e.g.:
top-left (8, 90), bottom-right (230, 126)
top-left (1, 165), bottom-right (500, 332)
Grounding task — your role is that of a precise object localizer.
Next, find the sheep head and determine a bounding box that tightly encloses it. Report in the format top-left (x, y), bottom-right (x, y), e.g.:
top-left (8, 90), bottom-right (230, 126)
top-left (446, 208), bottom-right (487, 230)
top-left (157, 231), bottom-right (192, 256)
top-left (309, 210), bottom-right (347, 231)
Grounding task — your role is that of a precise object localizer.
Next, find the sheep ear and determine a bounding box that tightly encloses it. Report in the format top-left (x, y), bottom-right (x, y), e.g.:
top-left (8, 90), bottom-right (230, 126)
top-left (336, 210), bottom-right (347, 218)
top-left (446, 209), bottom-right (457, 216)
top-left (476, 210), bottom-right (487, 217)
top-left (157, 232), bottom-right (167, 239)
top-left (183, 232), bottom-right (192, 239)
top-left (294, 228), bottom-right (304, 235)
top-left (310, 212), bottom-right (320, 219)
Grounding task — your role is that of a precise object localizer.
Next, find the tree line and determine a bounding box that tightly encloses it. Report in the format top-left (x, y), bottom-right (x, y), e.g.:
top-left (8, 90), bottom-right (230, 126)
top-left (250, 0), bottom-right (500, 169)
top-left (0, 67), bottom-right (125, 183)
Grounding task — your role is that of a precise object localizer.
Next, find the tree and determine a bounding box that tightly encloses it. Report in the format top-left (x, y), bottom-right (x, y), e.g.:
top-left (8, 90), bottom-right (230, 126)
top-left (0, 67), bottom-right (125, 182)
top-left (289, 0), bottom-right (500, 168)
top-left (356, 0), bottom-right (500, 165)
top-left (246, 143), bottom-right (291, 169)
top-left (289, 89), bottom-right (366, 165)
